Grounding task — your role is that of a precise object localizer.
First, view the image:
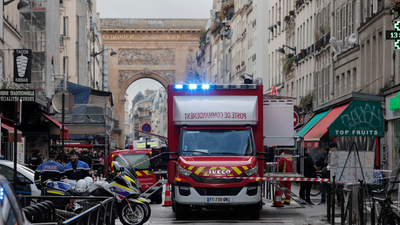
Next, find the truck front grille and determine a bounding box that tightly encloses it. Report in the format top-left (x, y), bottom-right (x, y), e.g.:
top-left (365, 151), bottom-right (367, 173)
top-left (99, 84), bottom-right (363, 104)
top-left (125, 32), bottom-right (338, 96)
top-left (194, 187), bottom-right (242, 196)
top-left (190, 174), bottom-right (244, 183)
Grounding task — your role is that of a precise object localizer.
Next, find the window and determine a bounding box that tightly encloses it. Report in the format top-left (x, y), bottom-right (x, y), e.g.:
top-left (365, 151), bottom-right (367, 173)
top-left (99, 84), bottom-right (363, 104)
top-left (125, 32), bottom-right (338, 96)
top-left (180, 130), bottom-right (255, 156)
top-left (63, 17), bottom-right (68, 37)
top-left (348, 2), bottom-right (353, 35)
top-left (63, 57), bottom-right (68, 75)
top-left (337, 9), bottom-right (341, 40)
top-left (342, 6), bottom-right (347, 39)
top-left (115, 154), bottom-right (150, 170)
top-left (352, 68), bottom-right (357, 90)
top-left (325, 67), bottom-right (329, 101)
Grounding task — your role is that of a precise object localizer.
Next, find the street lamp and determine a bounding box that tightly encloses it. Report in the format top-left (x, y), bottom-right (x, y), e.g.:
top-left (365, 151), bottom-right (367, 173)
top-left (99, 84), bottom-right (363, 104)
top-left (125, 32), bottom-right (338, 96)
top-left (91, 48), bottom-right (116, 89)
top-left (3, 0), bottom-right (29, 10)
top-left (277, 45), bottom-right (297, 66)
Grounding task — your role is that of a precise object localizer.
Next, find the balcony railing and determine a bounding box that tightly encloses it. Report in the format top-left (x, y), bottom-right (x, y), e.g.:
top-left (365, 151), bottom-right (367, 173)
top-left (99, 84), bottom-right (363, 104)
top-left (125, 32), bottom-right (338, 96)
top-left (297, 32), bottom-right (330, 61)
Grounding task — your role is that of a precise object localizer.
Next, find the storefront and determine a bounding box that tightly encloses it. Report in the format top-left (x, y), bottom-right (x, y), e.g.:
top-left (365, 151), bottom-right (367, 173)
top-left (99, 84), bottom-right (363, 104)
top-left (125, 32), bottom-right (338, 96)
top-left (0, 89), bottom-right (69, 162)
top-left (385, 91), bottom-right (400, 170)
top-left (299, 99), bottom-right (384, 166)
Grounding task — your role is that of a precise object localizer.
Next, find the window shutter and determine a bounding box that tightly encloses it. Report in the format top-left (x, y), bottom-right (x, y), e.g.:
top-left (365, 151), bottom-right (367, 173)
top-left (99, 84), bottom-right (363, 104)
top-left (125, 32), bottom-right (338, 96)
top-left (319, 70), bottom-right (323, 102)
top-left (325, 67), bottom-right (329, 102)
top-left (348, 2), bottom-right (353, 35)
top-left (337, 10), bottom-right (341, 40)
top-left (373, 0), bottom-right (378, 14)
top-left (342, 7), bottom-right (347, 39)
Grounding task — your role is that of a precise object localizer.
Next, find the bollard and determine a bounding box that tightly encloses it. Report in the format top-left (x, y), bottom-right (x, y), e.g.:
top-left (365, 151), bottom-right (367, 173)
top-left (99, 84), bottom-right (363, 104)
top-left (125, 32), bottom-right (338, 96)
top-left (359, 180), bottom-right (364, 225)
top-left (348, 190), bottom-right (352, 225)
top-left (332, 176), bottom-right (336, 225)
top-left (341, 193), bottom-right (345, 225)
top-left (371, 198), bottom-right (375, 225)
top-left (327, 182), bottom-right (331, 222)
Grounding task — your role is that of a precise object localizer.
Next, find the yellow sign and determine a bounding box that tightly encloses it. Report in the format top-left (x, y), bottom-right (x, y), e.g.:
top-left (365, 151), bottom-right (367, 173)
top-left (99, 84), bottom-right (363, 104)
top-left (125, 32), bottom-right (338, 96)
top-left (137, 141), bottom-right (157, 148)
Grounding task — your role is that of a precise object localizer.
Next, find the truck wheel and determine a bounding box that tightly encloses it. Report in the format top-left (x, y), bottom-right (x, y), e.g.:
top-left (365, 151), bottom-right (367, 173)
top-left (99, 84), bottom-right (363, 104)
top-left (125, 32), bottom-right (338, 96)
top-left (175, 202), bottom-right (189, 220)
top-left (248, 201), bottom-right (261, 220)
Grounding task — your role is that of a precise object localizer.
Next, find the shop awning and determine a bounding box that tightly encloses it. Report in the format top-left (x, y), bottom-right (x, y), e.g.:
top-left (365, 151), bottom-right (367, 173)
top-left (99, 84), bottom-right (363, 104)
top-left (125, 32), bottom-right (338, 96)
top-left (296, 109), bottom-right (331, 138)
top-left (304, 104), bottom-right (349, 148)
top-left (1, 123), bottom-right (22, 142)
top-left (41, 112), bottom-right (70, 139)
top-left (329, 100), bottom-right (384, 137)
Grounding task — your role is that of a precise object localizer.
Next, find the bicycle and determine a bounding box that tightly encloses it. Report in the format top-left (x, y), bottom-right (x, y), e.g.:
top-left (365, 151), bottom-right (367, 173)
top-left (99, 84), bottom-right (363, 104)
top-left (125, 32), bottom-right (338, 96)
top-left (372, 180), bottom-right (400, 225)
top-left (310, 173), bottom-right (322, 196)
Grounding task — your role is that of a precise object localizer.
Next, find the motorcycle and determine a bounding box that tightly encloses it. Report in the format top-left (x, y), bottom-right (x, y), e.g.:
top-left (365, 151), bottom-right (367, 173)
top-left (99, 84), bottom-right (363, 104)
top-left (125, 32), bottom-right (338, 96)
top-left (89, 156), bottom-right (151, 225)
top-left (42, 155), bottom-right (151, 225)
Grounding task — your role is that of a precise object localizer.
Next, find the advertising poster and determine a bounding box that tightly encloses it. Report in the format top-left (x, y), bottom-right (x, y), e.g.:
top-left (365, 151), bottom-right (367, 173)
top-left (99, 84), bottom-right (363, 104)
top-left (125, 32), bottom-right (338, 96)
top-left (25, 133), bottom-right (48, 160)
top-left (17, 137), bottom-right (25, 164)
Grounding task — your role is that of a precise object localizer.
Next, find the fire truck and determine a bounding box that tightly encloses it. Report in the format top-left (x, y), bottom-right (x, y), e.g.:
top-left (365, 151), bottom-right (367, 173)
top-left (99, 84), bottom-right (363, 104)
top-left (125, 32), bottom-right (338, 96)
top-left (155, 83), bottom-right (273, 219)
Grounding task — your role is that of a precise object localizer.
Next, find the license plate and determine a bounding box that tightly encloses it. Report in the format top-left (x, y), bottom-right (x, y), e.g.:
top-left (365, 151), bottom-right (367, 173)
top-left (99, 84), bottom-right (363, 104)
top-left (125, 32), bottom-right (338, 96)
top-left (206, 197), bottom-right (231, 203)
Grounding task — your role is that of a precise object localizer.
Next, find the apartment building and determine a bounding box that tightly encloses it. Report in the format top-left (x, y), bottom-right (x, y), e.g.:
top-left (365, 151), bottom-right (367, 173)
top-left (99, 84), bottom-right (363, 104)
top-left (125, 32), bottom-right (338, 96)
top-left (60, 0), bottom-right (103, 90)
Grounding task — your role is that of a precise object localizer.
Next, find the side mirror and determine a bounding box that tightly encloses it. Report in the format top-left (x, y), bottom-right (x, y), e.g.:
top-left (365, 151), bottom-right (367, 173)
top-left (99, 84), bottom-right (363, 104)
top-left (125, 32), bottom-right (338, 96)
top-left (150, 146), bottom-right (169, 170)
top-left (111, 161), bottom-right (124, 172)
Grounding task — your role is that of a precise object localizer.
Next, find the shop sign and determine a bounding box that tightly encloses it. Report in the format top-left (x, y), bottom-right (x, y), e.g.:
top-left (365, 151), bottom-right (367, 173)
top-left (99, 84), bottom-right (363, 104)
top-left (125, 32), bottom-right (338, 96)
top-left (0, 90), bottom-right (47, 106)
top-left (329, 100), bottom-right (384, 137)
top-left (386, 92), bottom-right (400, 120)
top-left (13, 49), bottom-right (32, 83)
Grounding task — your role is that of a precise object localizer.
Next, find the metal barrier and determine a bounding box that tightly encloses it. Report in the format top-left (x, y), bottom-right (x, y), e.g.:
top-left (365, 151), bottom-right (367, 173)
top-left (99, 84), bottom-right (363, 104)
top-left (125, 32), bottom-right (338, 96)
top-left (341, 188), bottom-right (352, 225)
top-left (20, 196), bottom-right (115, 225)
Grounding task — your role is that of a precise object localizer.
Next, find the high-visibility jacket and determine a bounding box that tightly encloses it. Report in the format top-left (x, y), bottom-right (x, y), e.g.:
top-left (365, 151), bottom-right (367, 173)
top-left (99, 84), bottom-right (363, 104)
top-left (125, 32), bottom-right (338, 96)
top-left (278, 154), bottom-right (294, 173)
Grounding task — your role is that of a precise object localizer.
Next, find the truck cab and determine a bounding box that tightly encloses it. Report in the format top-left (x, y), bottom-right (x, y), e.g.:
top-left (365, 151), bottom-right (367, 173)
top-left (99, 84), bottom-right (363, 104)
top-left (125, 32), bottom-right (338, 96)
top-left (161, 83), bottom-right (266, 219)
top-left (107, 149), bottom-right (163, 203)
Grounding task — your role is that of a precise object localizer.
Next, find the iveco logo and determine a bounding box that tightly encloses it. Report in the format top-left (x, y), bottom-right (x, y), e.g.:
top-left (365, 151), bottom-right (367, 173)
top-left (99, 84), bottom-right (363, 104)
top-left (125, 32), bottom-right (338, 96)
top-left (209, 170), bottom-right (231, 175)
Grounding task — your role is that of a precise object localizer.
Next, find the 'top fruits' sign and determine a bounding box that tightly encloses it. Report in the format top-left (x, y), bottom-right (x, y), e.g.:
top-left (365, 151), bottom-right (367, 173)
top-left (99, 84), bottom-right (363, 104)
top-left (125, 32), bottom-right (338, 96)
top-left (13, 49), bottom-right (32, 83)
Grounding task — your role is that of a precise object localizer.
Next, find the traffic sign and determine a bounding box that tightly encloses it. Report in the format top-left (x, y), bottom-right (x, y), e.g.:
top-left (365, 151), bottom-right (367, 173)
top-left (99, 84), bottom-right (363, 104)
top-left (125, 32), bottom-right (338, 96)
top-left (142, 123), bottom-right (151, 132)
top-left (294, 111), bottom-right (299, 127)
top-left (385, 20), bottom-right (400, 50)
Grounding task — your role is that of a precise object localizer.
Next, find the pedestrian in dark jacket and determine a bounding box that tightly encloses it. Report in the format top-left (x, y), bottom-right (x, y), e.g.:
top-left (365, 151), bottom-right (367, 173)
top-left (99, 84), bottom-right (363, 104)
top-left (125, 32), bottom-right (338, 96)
top-left (299, 148), bottom-right (316, 205)
top-left (316, 146), bottom-right (330, 205)
top-left (80, 150), bottom-right (92, 169)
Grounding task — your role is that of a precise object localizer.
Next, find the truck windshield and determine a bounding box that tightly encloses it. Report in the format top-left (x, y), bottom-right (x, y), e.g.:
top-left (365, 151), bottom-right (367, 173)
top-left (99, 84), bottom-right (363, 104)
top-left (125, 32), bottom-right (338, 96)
top-left (180, 129), bottom-right (255, 156)
top-left (114, 154), bottom-right (150, 170)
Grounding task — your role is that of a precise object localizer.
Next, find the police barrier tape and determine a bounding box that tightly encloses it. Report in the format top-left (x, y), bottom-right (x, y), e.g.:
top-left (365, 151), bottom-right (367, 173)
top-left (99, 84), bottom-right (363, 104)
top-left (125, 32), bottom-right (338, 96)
top-left (374, 169), bottom-right (392, 173)
top-left (218, 176), bottom-right (331, 182)
top-left (266, 162), bottom-right (278, 165)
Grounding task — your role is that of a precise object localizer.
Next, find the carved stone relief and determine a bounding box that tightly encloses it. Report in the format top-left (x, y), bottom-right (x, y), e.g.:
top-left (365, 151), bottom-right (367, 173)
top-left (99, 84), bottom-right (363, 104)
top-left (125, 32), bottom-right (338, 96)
top-left (119, 70), bottom-right (175, 88)
top-left (118, 49), bottom-right (175, 66)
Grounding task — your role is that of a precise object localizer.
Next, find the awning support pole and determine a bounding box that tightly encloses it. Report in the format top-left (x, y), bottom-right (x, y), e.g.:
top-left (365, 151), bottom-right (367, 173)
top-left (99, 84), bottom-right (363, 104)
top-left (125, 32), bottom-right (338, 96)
top-left (62, 93), bottom-right (65, 162)
top-left (13, 99), bottom-right (17, 191)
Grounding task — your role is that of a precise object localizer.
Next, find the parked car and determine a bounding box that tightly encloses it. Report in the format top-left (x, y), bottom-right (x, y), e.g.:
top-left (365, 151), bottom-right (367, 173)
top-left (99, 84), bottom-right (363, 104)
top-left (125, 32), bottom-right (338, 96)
top-left (0, 160), bottom-right (41, 196)
top-left (0, 175), bottom-right (31, 225)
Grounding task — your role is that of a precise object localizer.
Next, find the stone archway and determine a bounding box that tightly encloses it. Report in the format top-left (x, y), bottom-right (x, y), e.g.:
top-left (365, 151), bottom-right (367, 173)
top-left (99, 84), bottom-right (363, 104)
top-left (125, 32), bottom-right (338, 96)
top-left (114, 68), bottom-right (172, 148)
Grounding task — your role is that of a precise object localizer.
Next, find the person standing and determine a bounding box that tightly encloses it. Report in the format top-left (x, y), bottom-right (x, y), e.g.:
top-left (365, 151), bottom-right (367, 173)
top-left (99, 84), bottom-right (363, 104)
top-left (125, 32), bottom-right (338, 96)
top-left (316, 146), bottom-right (330, 205)
top-left (299, 147), bottom-right (317, 205)
top-left (29, 150), bottom-right (43, 167)
top-left (64, 150), bottom-right (91, 180)
top-left (80, 150), bottom-right (93, 169)
top-left (278, 149), bottom-right (295, 205)
top-left (34, 150), bottom-right (65, 189)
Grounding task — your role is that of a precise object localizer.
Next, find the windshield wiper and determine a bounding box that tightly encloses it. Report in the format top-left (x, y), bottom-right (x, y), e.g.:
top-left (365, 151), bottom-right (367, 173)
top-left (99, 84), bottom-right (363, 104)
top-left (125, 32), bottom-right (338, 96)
top-left (182, 150), bottom-right (211, 156)
top-left (210, 152), bottom-right (241, 156)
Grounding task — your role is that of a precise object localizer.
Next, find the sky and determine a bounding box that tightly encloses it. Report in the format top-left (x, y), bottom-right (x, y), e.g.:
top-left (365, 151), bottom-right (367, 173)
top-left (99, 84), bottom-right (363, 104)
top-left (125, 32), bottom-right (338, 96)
top-left (97, 0), bottom-right (214, 19)
top-left (98, 0), bottom-right (214, 109)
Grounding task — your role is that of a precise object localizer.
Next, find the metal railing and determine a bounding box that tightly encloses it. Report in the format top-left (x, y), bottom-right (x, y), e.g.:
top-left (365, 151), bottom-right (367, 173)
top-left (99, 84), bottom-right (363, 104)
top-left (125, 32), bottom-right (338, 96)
top-left (21, 195), bottom-right (115, 225)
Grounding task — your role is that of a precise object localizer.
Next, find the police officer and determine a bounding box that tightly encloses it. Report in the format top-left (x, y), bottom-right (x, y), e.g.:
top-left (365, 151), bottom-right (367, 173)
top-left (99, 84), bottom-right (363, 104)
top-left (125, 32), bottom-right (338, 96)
top-left (64, 150), bottom-right (91, 180)
top-left (30, 150), bottom-right (43, 167)
top-left (34, 150), bottom-right (66, 189)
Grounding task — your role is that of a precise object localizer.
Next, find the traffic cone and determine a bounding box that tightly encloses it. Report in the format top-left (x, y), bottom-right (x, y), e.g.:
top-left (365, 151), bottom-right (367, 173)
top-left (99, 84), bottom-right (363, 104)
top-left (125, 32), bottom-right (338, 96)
top-left (272, 189), bottom-right (284, 207)
top-left (162, 183), bottom-right (172, 207)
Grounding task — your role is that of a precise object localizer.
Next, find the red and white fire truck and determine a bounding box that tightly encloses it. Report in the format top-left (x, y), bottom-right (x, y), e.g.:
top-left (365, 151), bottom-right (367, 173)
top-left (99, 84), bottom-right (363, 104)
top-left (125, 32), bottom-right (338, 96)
top-left (156, 83), bottom-right (274, 219)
